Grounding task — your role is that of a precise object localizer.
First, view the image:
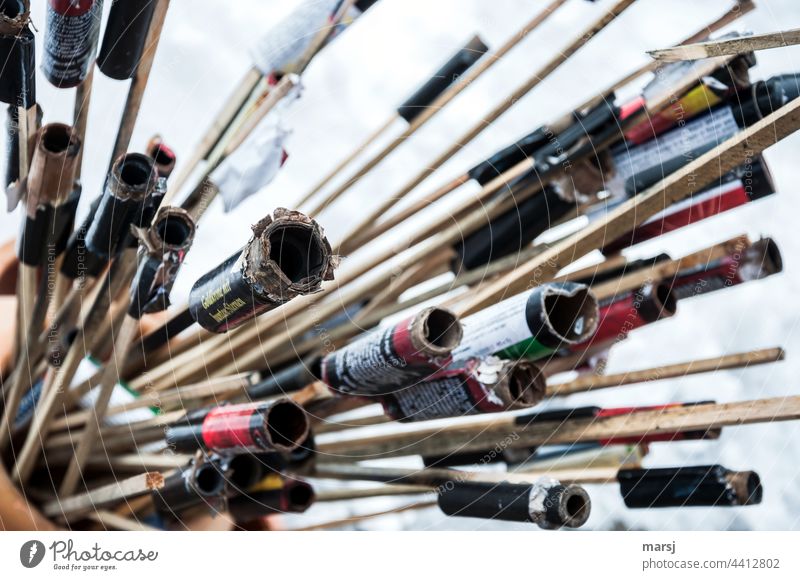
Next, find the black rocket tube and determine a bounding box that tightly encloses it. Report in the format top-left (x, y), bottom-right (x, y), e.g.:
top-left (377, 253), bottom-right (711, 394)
top-left (453, 283), bottom-right (598, 362)
top-left (41, 0), bottom-right (104, 88)
top-left (188, 208), bottom-right (336, 333)
top-left (0, 0), bottom-right (36, 108)
top-left (128, 207), bottom-right (196, 318)
top-left (453, 185), bottom-right (573, 272)
top-left (165, 399), bottom-right (310, 455)
top-left (396, 35), bottom-right (489, 123)
top-left (84, 153), bottom-right (157, 259)
top-left (618, 465), bottom-right (763, 508)
top-left (152, 462), bottom-right (227, 515)
top-left (380, 358), bottom-right (546, 422)
top-left (437, 480), bottom-right (591, 529)
top-left (319, 307), bottom-right (463, 396)
top-left (96, 0), bottom-right (157, 80)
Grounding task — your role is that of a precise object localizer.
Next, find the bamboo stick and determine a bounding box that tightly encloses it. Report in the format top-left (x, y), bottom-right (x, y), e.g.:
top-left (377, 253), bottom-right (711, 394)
top-left (42, 472), bottom-right (165, 519)
top-left (13, 251), bottom-right (139, 484)
top-left (650, 27), bottom-right (800, 63)
top-left (318, 396), bottom-right (800, 459)
top-left (59, 315), bottom-right (144, 496)
top-left (548, 347), bottom-right (785, 396)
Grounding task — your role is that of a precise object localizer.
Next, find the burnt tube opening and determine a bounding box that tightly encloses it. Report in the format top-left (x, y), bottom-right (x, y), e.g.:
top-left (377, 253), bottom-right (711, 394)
top-left (423, 308), bottom-right (462, 350)
top-left (264, 400), bottom-right (310, 451)
top-left (729, 470), bottom-right (763, 505)
top-left (506, 363), bottom-right (545, 407)
top-left (120, 156), bottom-right (152, 187)
top-left (194, 464), bottom-right (226, 497)
top-left (156, 214), bottom-right (193, 247)
top-left (639, 283), bottom-right (677, 323)
top-left (761, 238), bottom-right (783, 274)
top-left (544, 287), bottom-right (597, 343)
top-left (564, 487), bottom-right (591, 527)
top-left (269, 225), bottom-right (325, 284)
top-left (153, 146), bottom-right (175, 167)
top-left (225, 455), bottom-right (263, 491)
top-left (41, 124), bottom-right (74, 153)
top-left (285, 480), bottom-right (315, 512)
top-left (0, 0), bottom-right (24, 19)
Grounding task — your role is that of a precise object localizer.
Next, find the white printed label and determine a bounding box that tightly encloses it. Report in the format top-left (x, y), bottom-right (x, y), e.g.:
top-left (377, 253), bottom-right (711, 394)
top-left (453, 292), bottom-right (532, 362)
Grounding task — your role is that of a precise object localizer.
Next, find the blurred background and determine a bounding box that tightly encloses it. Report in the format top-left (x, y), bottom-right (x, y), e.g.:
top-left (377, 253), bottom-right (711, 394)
top-left (2, 0), bottom-right (800, 530)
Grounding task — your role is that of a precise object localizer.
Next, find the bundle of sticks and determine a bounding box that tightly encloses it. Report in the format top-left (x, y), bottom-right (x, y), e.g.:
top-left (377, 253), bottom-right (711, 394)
top-left (0, 0), bottom-right (798, 531)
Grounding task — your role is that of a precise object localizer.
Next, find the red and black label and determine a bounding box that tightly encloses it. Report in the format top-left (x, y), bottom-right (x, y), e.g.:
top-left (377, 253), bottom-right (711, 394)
top-left (42, 0), bottom-right (104, 88)
top-left (201, 404), bottom-right (268, 453)
top-left (321, 317), bottom-right (451, 396)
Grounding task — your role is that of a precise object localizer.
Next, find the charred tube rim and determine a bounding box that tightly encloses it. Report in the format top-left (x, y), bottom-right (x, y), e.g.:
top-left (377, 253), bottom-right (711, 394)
top-left (746, 237), bottom-right (783, 277)
top-left (491, 361), bottom-right (546, 410)
top-left (245, 208), bottom-right (336, 299)
top-left (108, 153), bottom-right (157, 202)
top-left (543, 484), bottom-right (592, 529)
top-left (282, 479), bottom-right (316, 513)
top-left (262, 399), bottom-right (311, 453)
top-left (27, 123), bottom-right (81, 209)
top-left (150, 207), bottom-right (196, 252)
top-left (0, 0), bottom-right (28, 34)
top-left (223, 454), bottom-right (265, 493)
top-left (727, 470), bottom-right (763, 506)
top-left (408, 307), bottom-right (463, 358)
top-left (147, 136), bottom-right (177, 177)
top-left (637, 282), bottom-right (677, 324)
top-left (532, 283), bottom-right (599, 348)
top-left (192, 463), bottom-right (227, 497)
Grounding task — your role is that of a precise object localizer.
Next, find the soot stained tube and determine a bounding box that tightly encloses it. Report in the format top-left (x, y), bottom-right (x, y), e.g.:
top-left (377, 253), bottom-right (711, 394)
top-left (618, 465), bottom-right (762, 508)
top-left (437, 479), bottom-right (591, 529)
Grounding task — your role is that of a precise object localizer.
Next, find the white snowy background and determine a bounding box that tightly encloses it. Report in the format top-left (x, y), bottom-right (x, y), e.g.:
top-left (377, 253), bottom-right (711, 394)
top-left (2, 0), bottom-right (800, 530)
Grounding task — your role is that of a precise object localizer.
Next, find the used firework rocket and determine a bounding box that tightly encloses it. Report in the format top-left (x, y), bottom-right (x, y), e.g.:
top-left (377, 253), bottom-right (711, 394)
top-left (187, 208), bottom-right (336, 333)
top-left (41, 0), bottom-right (104, 88)
top-left (128, 207), bottom-right (195, 318)
top-left (618, 465), bottom-right (762, 508)
top-left (453, 283), bottom-right (598, 362)
top-left (380, 357), bottom-right (546, 422)
top-left (165, 400), bottom-right (310, 454)
top-left (670, 237), bottom-right (782, 300)
top-left (437, 479), bottom-right (591, 529)
top-left (84, 153), bottom-right (157, 259)
top-left (16, 123), bottom-right (81, 266)
top-left (320, 306), bottom-right (463, 396)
